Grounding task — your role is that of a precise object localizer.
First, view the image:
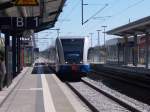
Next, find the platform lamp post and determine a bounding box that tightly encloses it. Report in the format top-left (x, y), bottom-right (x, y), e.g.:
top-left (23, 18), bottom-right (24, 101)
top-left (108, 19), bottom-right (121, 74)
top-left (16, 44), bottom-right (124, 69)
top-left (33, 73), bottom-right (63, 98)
top-left (89, 33), bottom-right (93, 47)
top-left (89, 33), bottom-right (94, 62)
top-left (97, 30), bottom-right (101, 47)
top-left (102, 25), bottom-right (107, 63)
top-left (97, 30), bottom-right (101, 62)
top-left (102, 26), bottom-right (107, 47)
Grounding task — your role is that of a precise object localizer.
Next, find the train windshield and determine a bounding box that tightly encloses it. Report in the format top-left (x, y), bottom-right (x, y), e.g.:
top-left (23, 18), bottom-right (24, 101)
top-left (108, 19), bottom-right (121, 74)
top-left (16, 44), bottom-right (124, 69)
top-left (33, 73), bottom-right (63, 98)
top-left (61, 39), bottom-right (84, 64)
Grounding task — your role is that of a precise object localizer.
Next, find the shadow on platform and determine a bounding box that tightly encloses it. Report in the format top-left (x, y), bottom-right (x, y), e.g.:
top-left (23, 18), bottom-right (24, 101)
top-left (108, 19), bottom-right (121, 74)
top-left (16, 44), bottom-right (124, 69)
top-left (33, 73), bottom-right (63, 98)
top-left (32, 63), bottom-right (55, 74)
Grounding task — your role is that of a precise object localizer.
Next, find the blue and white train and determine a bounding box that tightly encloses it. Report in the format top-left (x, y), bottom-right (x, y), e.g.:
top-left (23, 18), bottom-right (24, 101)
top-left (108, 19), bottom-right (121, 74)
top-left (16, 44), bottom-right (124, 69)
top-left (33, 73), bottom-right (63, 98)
top-left (55, 36), bottom-right (91, 78)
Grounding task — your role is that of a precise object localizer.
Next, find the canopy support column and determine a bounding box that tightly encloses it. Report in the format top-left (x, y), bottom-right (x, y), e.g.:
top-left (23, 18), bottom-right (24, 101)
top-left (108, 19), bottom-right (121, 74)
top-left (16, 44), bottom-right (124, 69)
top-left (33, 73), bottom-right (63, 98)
top-left (124, 36), bottom-right (128, 65)
top-left (17, 35), bottom-right (21, 73)
top-left (20, 36), bottom-right (23, 70)
top-left (117, 43), bottom-right (120, 65)
top-left (12, 35), bottom-right (17, 77)
top-left (133, 35), bottom-right (138, 66)
top-left (145, 33), bottom-right (149, 69)
top-left (5, 33), bottom-right (12, 86)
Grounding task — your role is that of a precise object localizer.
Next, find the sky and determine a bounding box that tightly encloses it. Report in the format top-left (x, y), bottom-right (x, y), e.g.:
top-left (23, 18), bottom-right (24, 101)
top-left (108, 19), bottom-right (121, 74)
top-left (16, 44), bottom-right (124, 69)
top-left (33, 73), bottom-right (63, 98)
top-left (37, 0), bottom-right (150, 51)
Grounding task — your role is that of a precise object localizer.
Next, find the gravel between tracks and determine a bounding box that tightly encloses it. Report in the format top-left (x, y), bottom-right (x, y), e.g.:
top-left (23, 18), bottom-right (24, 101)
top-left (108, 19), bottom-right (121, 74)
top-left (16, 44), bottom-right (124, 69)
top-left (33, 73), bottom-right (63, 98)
top-left (69, 82), bottom-right (130, 112)
top-left (82, 77), bottom-right (150, 112)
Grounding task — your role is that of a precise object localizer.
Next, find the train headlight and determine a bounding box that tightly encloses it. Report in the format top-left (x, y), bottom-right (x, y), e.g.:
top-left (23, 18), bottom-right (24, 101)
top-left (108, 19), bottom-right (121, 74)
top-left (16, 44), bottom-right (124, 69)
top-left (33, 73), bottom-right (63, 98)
top-left (65, 61), bottom-right (68, 64)
top-left (80, 61), bottom-right (83, 64)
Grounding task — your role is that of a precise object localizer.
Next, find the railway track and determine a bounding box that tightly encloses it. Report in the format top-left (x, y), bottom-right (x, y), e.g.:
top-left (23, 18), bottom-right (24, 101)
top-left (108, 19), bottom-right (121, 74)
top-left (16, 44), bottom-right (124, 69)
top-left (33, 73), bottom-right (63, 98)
top-left (92, 70), bottom-right (150, 89)
top-left (66, 78), bottom-right (149, 112)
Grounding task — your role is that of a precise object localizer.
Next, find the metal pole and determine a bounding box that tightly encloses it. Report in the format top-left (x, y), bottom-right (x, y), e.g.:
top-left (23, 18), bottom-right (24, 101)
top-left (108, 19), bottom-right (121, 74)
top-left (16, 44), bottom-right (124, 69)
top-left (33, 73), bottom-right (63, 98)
top-left (12, 35), bottom-right (17, 77)
top-left (20, 36), bottom-right (23, 70)
top-left (89, 33), bottom-right (93, 47)
top-left (102, 26), bottom-right (107, 47)
top-left (22, 37), bottom-right (25, 67)
top-left (97, 30), bottom-right (101, 46)
top-left (117, 43), bottom-right (120, 65)
top-left (133, 35), bottom-right (138, 66)
top-left (89, 33), bottom-right (94, 62)
top-left (17, 36), bottom-right (21, 73)
top-left (102, 26), bottom-right (107, 63)
top-left (124, 36), bottom-right (128, 65)
top-left (5, 33), bottom-right (11, 87)
top-left (81, 0), bottom-right (84, 25)
top-left (145, 33), bottom-right (149, 69)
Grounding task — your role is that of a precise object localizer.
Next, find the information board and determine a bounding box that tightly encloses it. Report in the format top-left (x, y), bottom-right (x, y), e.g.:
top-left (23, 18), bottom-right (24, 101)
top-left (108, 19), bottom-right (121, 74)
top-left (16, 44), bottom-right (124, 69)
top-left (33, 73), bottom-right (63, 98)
top-left (0, 17), bottom-right (39, 30)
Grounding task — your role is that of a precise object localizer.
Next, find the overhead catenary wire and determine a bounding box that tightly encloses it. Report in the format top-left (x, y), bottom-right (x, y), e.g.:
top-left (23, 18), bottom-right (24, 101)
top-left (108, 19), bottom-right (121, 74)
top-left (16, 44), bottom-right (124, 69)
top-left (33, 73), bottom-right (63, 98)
top-left (81, 0), bottom-right (121, 25)
top-left (64, 0), bottom-right (80, 18)
top-left (79, 0), bottom-right (120, 34)
top-left (111, 0), bottom-right (145, 18)
top-left (86, 0), bottom-right (146, 35)
top-left (58, 0), bottom-right (80, 26)
top-left (82, 3), bottom-right (109, 25)
top-left (55, 0), bottom-right (146, 42)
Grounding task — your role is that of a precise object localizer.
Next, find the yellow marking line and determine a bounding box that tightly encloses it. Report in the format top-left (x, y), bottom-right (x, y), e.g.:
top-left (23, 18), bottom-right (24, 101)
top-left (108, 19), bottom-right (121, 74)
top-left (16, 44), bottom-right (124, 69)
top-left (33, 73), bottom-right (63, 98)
top-left (41, 74), bottom-right (56, 112)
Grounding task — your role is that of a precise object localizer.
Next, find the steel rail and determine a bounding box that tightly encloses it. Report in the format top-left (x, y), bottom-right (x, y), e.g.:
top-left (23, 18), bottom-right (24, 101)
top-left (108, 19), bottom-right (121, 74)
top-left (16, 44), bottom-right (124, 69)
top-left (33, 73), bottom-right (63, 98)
top-left (81, 78), bottom-right (142, 112)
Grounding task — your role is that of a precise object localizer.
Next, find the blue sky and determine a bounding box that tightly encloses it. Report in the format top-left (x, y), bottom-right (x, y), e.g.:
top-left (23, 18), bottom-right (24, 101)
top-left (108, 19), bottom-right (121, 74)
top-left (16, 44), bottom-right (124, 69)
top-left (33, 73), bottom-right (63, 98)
top-left (37, 0), bottom-right (150, 51)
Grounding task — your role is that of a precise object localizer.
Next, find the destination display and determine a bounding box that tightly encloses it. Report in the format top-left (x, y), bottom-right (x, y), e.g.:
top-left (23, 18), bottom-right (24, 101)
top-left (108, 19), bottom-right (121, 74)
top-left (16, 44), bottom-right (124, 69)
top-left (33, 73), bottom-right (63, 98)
top-left (0, 17), bottom-right (39, 30)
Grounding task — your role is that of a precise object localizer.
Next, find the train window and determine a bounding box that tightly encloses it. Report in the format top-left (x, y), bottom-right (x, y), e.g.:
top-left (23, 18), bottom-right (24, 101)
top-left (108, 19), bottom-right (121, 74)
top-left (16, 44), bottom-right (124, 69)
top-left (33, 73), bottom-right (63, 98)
top-left (61, 39), bottom-right (84, 63)
top-left (64, 51), bottom-right (82, 64)
top-left (67, 53), bottom-right (80, 57)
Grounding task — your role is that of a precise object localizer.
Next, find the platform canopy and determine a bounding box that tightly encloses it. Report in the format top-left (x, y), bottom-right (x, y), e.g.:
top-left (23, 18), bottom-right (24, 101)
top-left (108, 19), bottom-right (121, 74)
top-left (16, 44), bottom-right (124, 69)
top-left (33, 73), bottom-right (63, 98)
top-left (0, 0), bottom-right (66, 33)
top-left (107, 16), bottom-right (150, 36)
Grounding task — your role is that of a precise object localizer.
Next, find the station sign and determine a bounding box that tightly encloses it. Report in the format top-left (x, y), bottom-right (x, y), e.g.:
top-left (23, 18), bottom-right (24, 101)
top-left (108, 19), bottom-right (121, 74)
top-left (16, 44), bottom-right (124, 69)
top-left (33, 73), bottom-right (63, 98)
top-left (0, 17), bottom-right (39, 31)
top-left (14, 0), bottom-right (39, 6)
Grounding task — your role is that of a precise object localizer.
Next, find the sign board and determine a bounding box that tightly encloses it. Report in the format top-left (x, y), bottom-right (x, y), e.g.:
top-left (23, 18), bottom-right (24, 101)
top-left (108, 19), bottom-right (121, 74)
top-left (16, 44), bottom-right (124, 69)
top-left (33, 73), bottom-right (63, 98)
top-left (14, 0), bottom-right (39, 6)
top-left (0, 17), bottom-right (39, 31)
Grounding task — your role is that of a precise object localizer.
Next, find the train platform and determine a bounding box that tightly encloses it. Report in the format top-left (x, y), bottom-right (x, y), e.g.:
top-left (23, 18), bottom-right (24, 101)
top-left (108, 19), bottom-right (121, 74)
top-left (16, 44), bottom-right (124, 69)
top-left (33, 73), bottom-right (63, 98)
top-left (123, 64), bottom-right (150, 69)
top-left (0, 67), bottom-right (29, 107)
top-left (91, 63), bottom-right (150, 75)
top-left (109, 64), bottom-right (150, 75)
top-left (91, 63), bottom-right (150, 83)
top-left (91, 63), bottom-right (150, 88)
top-left (0, 61), bottom-right (88, 112)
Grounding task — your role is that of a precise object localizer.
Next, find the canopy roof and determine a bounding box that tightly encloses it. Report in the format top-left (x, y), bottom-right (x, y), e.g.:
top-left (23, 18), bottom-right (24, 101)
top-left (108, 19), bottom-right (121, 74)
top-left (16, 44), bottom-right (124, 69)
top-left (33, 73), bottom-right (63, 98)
top-left (107, 16), bottom-right (150, 36)
top-left (0, 0), bottom-right (66, 33)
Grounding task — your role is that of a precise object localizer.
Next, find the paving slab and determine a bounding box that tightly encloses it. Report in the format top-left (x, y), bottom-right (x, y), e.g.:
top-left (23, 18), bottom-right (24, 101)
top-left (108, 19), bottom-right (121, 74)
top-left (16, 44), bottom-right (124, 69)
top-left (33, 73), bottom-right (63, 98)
top-left (0, 67), bottom-right (30, 107)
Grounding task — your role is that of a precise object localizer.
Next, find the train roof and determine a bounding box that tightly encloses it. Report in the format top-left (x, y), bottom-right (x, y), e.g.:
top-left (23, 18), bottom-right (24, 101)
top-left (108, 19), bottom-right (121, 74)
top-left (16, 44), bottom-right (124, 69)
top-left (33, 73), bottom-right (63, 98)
top-left (58, 36), bottom-right (87, 39)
